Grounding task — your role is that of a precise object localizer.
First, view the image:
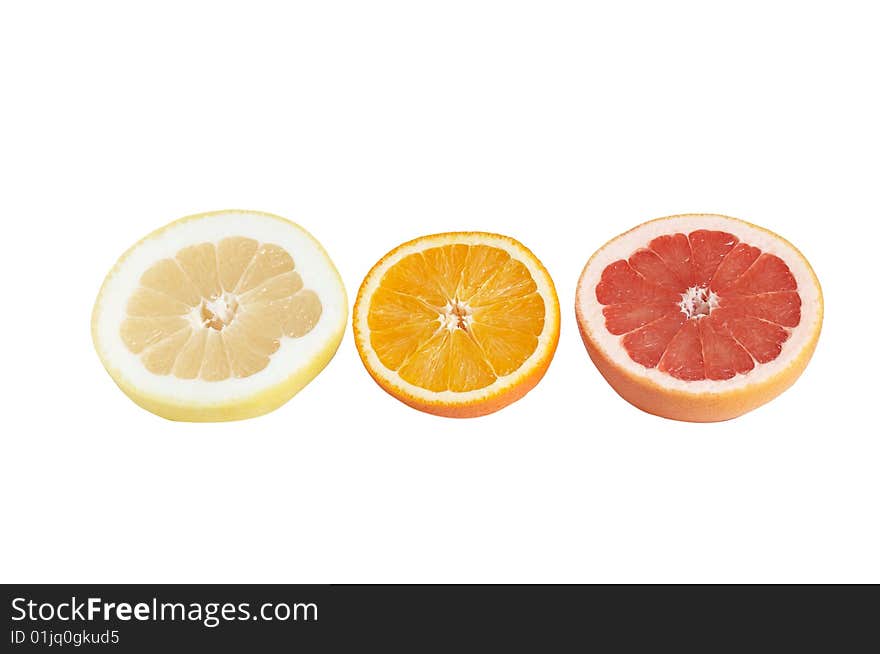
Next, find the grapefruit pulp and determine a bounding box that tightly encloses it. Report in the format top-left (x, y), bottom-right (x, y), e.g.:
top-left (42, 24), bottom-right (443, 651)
top-left (575, 214), bottom-right (822, 422)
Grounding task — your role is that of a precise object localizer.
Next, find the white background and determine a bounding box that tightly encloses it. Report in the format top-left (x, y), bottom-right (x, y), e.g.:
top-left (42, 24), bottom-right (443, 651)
top-left (2, 1), bottom-right (878, 583)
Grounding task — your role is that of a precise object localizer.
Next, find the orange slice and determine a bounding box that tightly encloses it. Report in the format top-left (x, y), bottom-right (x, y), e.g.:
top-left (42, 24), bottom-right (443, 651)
top-left (575, 214), bottom-right (823, 422)
top-left (353, 232), bottom-right (560, 417)
top-left (92, 210), bottom-right (347, 421)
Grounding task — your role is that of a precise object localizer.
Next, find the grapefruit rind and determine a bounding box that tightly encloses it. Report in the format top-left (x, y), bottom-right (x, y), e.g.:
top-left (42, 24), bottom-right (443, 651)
top-left (353, 232), bottom-right (561, 418)
top-left (575, 214), bottom-right (823, 422)
top-left (92, 210), bottom-right (348, 422)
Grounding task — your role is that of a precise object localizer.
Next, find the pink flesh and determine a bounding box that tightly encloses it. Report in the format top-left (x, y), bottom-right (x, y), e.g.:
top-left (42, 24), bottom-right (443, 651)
top-left (596, 229), bottom-right (802, 381)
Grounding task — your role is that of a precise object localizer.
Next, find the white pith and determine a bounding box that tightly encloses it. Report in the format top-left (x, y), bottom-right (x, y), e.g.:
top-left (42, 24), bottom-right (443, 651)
top-left (679, 286), bottom-right (720, 319)
top-left (575, 214), bottom-right (822, 394)
top-left (438, 299), bottom-right (474, 332)
top-left (355, 233), bottom-right (560, 405)
top-left (93, 211), bottom-right (347, 405)
top-left (201, 293), bottom-right (238, 328)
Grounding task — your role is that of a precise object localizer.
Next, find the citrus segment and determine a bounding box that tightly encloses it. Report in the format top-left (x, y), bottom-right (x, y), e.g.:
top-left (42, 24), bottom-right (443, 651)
top-left (176, 243), bottom-right (222, 299)
top-left (200, 330), bottom-right (231, 382)
top-left (689, 229), bottom-right (738, 287)
top-left (172, 328), bottom-right (208, 379)
top-left (217, 237), bottom-right (259, 292)
top-left (139, 258), bottom-right (202, 306)
top-left (576, 214), bottom-right (823, 422)
top-left (92, 210), bottom-right (347, 421)
top-left (647, 233), bottom-right (694, 287)
top-left (469, 323), bottom-right (538, 377)
top-left (709, 243), bottom-right (761, 290)
top-left (620, 312), bottom-right (685, 368)
top-left (471, 293), bottom-right (545, 335)
top-left (697, 319), bottom-right (755, 381)
top-left (354, 232), bottom-right (559, 417)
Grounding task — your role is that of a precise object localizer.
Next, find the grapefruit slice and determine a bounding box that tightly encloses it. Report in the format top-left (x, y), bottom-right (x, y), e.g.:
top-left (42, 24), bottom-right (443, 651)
top-left (353, 232), bottom-right (560, 417)
top-left (92, 210), bottom-right (347, 421)
top-left (575, 214), bottom-right (822, 422)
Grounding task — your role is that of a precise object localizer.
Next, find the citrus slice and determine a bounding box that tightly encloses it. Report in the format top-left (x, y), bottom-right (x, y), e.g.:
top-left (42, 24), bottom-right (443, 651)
top-left (576, 214), bottom-right (823, 422)
top-left (353, 232), bottom-right (560, 417)
top-left (92, 210), bottom-right (347, 421)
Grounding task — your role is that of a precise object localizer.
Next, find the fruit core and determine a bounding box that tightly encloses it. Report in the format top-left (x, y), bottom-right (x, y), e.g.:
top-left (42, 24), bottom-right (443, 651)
top-left (596, 229), bottom-right (802, 382)
top-left (200, 293), bottom-right (239, 330)
top-left (679, 286), bottom-right (719, 319)
top-left (119, 237), bottom-right (322, 381)
top-left (439, 299), bottom-right (473, 332)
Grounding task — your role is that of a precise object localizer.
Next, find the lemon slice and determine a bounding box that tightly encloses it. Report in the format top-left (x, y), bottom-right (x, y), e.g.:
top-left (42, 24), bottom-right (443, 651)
top-left (92, 210), bottom-right (347, 421)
